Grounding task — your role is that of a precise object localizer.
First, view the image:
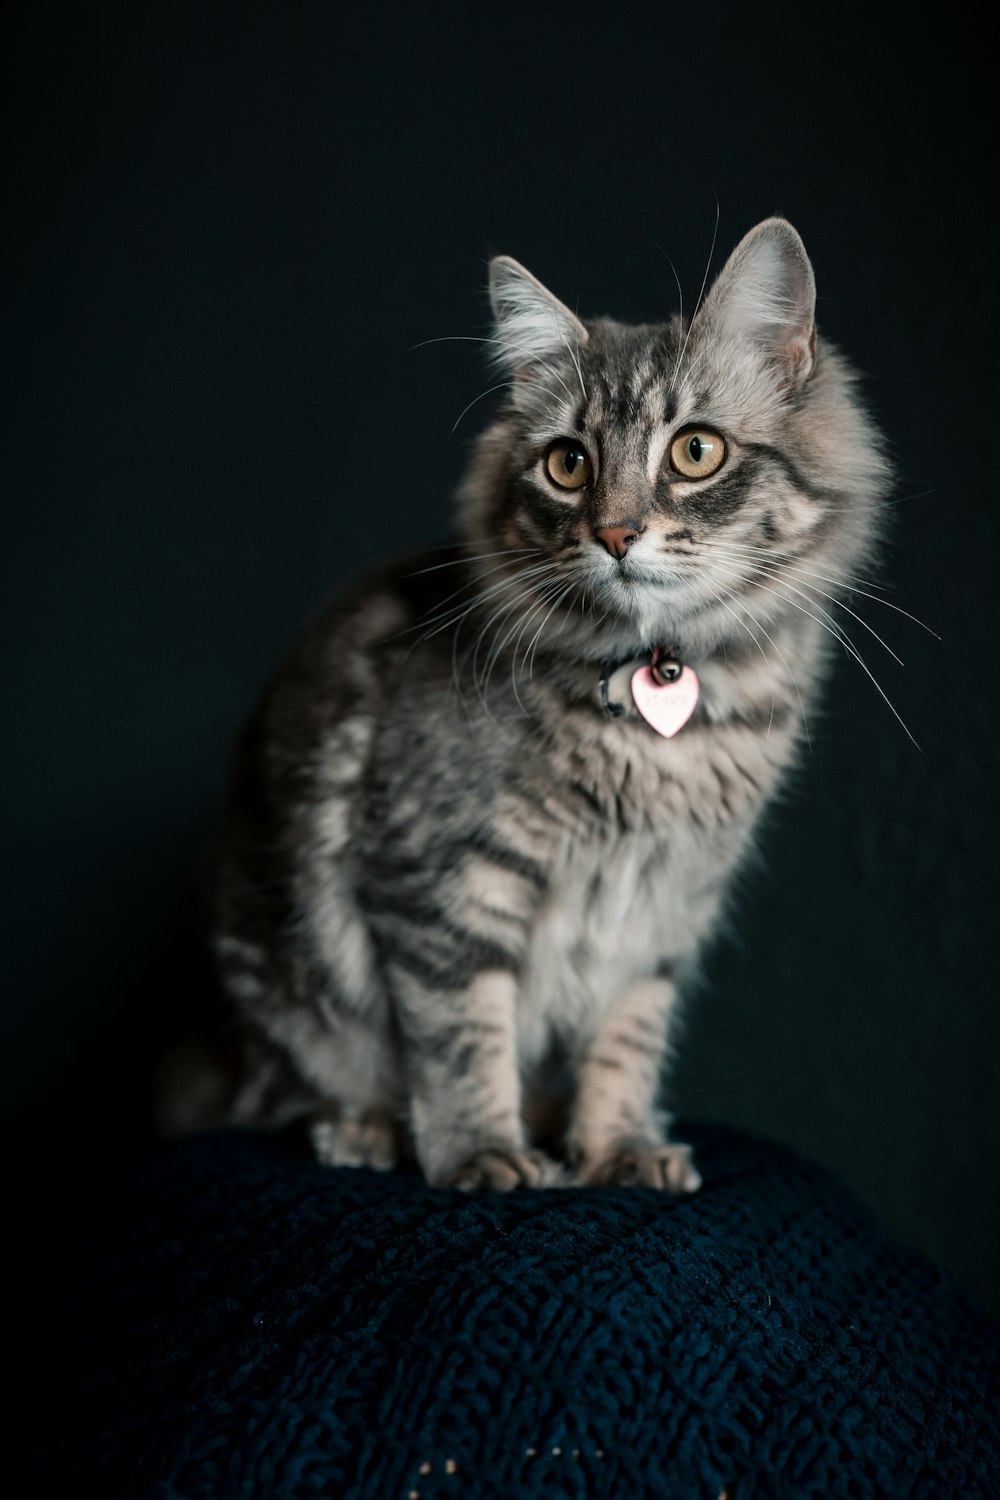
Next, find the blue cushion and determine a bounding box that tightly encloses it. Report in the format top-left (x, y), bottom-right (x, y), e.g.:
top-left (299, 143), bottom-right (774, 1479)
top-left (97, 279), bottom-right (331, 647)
top-left (18, 1125), bottom-right (1000, 1498)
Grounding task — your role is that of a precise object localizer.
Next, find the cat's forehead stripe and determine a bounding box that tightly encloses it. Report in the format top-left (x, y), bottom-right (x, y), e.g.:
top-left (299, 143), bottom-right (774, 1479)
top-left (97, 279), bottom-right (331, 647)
top-left (578, 328), bottom-right (690, 436)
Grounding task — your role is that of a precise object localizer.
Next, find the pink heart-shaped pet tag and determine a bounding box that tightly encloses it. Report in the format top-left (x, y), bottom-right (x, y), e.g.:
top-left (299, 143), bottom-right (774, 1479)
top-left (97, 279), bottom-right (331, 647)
top-left (631, 664), bottom-right (700, 738)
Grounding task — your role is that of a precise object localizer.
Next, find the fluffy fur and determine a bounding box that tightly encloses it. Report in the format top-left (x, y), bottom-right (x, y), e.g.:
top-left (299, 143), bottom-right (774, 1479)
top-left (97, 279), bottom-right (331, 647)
top-left (170, 218), bottom-right (890, 1192)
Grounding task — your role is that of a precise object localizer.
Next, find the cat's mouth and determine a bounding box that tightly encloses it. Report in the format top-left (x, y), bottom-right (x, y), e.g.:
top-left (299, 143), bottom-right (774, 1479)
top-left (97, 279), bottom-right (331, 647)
top-left (591, 555), bottom-right (688, 594)
top-left (612, 564), bottom-right (665, 586)
top-left (578, 556), bottom-right (705, 637)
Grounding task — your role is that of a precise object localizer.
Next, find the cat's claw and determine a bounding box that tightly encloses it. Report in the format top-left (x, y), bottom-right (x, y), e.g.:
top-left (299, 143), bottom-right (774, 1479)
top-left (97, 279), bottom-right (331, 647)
top-left (441, 1147), bottom-right (564, 1192)
top-left (574, 1139), bottom-right (702, 1193)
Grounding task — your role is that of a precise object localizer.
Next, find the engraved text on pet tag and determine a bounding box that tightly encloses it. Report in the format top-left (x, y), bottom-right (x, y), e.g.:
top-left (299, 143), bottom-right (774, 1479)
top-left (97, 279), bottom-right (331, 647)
top-left (631, 664), bottom-right (700, 738)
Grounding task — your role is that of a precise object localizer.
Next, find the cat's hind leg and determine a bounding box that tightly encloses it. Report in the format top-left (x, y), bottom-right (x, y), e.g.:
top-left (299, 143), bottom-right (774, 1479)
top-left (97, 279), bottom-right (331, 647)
top-left (240, 994), bottom-right (408, 1171)
top-left (309, 1102), bottom-right (400, 1171)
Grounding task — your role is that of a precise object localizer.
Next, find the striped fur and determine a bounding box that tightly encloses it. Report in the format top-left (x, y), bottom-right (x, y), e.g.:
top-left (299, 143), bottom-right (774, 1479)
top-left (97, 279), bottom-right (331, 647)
top-left (183, 219), bottom-right (890, 1191)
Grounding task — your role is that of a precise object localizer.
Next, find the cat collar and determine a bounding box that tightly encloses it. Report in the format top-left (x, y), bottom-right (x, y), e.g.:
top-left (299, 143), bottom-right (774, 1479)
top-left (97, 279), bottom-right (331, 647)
top-left (599, 646), bottom-right (700, 739)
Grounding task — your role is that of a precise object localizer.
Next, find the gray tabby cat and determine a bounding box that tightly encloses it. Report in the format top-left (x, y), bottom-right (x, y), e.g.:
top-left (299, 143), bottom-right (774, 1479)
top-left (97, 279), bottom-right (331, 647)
top-left (199, 218), bottom-right (889, 1192)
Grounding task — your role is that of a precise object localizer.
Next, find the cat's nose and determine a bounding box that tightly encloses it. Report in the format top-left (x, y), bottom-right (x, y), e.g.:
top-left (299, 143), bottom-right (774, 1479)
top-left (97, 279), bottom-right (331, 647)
top-left (594, 524), bottom-right (641, 560)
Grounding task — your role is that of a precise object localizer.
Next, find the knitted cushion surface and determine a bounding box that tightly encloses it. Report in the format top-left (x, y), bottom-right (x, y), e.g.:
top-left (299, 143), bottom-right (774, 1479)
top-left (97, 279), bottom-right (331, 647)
top-left (17, 1124), bottom-right (1000, 1499)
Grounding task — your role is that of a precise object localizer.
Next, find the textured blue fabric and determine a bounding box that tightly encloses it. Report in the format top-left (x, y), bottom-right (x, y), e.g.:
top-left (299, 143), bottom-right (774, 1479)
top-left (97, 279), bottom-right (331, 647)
top-left (18, 1125), bottom-right (1000, 1498)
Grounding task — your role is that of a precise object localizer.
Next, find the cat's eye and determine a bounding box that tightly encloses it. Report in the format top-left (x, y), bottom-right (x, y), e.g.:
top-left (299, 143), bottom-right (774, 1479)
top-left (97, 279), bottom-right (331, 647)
top-left (669, 428), bottom-right (727, 480)
top-left (544, 440), bottom-right (593, 491)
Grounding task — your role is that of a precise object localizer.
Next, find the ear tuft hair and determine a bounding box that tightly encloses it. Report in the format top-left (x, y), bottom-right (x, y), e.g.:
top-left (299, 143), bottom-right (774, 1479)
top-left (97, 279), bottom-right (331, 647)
top-left (488, 256), bottom-right (588, 376)
top-left (696, 218), bottom-right (817, 383)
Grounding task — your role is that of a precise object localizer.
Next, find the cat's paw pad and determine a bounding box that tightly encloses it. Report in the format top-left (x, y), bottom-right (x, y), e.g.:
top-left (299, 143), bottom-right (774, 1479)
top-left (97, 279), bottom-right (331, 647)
top-left (309, 1113), bottom-right (398, 1171)
top-left (441, 1147), bottom-right (562, 1192)
top-left (576, 1139), bottom-right (702, 1193)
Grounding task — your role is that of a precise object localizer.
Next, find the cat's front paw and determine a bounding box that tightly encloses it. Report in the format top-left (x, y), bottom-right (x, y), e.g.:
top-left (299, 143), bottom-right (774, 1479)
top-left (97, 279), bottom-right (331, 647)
top-left (437, 1147), bottom-right (564, 1192)
top-left (572, 1137), bottom-right (702, 1193)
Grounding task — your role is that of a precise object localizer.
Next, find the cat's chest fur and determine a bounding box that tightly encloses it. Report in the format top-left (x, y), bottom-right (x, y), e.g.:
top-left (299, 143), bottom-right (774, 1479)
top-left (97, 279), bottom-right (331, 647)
top-left (517, 829), bottom-right (678, 1058)
top-left (488, 678), bottom-right (791, 1057)
top-left (541, 665), bottom-right (790, 837)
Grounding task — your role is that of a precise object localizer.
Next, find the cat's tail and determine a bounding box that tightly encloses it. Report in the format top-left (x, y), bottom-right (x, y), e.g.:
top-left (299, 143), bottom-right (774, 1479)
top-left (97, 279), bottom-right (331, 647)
top-left (150, 1024), bottom-right (311, 1141)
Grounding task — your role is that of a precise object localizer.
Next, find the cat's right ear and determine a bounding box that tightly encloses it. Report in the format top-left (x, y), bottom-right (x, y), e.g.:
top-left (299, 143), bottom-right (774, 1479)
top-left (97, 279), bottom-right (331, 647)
top-left (488, 257), bottom-right (588, 379)
top-left (695, 218), bottom-right (817, 386)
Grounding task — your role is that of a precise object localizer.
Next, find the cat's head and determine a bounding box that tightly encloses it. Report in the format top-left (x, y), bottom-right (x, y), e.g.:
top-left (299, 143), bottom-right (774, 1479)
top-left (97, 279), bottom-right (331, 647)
top-left (457, 218), bottom-right (889, 659)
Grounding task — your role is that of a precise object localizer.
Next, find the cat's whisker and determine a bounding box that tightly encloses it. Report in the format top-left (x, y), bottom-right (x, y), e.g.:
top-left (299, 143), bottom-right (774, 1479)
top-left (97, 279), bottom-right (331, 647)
top-left (584, 578), bottom-right (600, 623)
top-left (466, 571), bottom-right (563, 714)
top-left (668, 196), bottom-right (720, 396)
top-left (471, 600), bottom-right (536, 720)
top-left (407, 559), bottom-right (559, 641)
top-left (404, 563), bottom-right (560, 660)
top-left (521, 581), bottom-right (578, 686)
top-left (697, 534), bottom-right (887, 592)
top-left (882, 487), bottom-right (938, 509)
top-left (413, 333), bottom-right (566, 435)
top-left (388, 534), bottom-right (537, 573)
top-left (450, 599), bottom-right (469, 712)
top-left (701, 540), bottom-right (941, 639)
top-left (487, 330), bottom-right (581, 410)
top-left (444, 562), bottom-right (555, 710)
top-left (550, 311), bottom-right (587, 403)
top-left (401, 559), bottom-right (549, 638)
top-left (699, 545), bottom-right (907, 667)
top-left (450, 381), bottom-right (513, 435)
top-left (428, 552), bottom-right (551, 621)
top-left (509, 581), bottom-right (574, 714)
top-left (464, 595), bottom-right (525, 722)
top-left (678, 340), bottom-right (726, 396)
top-left (709, 586), bottom-right (777, 739)
top-left (669, 327), bottom-right (726, 398)
top-left (529, 355), bottom-right (580, 411)
top-left (416, 331), bottom-right (568, 369)
top-left (704, 541), bottom-right (940, 664)
top-left (695, 537), bottom-right (881, 600)
top-left (417, 325), bottom-right (583, 425)
top-left (715, 583), bottom-right (811, 747)
top-left (410, 334), bottom-right (501, 350)
top-left (405, 546), bottom-right (543, 577)
top-left (402, 590), bottom-right (519, 658)
top-left (404, 599), bottom-right (483, 659)
top-left (728, 572), bottom-right (922, 751)
top-left (401, 557), bottom-right (548, 638)
top-left (652, 239), bottom-right (684, 329)
top-left (478, 576), bottom-right (566, 710)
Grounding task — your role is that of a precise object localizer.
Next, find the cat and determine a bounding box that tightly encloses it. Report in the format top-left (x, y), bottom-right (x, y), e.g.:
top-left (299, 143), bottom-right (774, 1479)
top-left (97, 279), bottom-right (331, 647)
top-left (181, 217), bottom-right (890, 1192)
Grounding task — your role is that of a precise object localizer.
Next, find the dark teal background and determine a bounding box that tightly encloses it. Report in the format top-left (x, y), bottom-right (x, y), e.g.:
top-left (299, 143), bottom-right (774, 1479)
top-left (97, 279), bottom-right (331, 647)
top-left (3, 5), bottom-right (997, 1313)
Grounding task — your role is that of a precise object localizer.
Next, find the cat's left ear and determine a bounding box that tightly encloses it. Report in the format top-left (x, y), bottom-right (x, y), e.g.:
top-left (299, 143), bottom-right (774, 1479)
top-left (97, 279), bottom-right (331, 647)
top-left (695, 218), bottom-right (817, 385)
top-left (488, 256), bottom-right (588, 378)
